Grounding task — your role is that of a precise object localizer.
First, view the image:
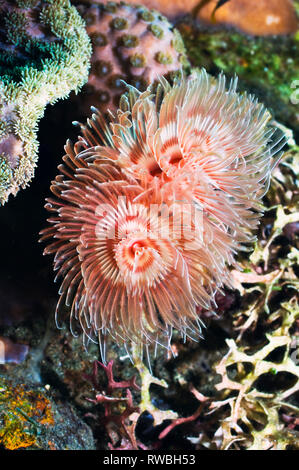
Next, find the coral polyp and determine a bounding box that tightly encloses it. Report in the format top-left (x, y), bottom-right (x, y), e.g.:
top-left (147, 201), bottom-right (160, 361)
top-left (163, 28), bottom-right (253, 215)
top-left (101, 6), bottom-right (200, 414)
top-left (0, 0), bottom-right (91, 205)
top-left (71, 0), bottom-right (189, 116)
top-left (118, 0), bottom-right (298, 36)
top-left (41, 70), bottom-right (285, 356)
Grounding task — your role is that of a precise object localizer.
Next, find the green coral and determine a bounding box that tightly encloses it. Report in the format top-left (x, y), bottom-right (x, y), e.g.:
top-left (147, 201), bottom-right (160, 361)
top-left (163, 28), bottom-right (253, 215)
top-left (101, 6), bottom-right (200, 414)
top-left (0, 155), bottom-right (12, 191)
top-left (0, 0), bottom-right (92, 205)
top-left (155, 52), bottom-right (173, 65)
top-left (130, 53), bottom-right (147, 68)
top-left (149, 24), bottom-right (164, 39)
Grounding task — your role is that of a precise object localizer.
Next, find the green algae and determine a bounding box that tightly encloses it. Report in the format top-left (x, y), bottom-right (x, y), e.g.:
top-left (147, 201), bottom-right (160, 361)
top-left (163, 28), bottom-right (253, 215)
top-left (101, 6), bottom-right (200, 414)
top-left (179, 24), bottom-right (299, 138)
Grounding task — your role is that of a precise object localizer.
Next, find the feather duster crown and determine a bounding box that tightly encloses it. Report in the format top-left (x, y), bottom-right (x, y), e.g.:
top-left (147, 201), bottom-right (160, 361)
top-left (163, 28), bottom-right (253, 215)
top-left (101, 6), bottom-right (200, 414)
top-left (40, 69), bottom-right (285, 355)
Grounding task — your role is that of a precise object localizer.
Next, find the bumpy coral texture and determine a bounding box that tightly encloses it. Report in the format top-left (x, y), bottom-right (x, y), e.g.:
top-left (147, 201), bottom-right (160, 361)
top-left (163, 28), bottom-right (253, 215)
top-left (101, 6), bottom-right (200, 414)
top-left (112, 0), bottom-right (298, 35)
top-left (0, 0), bottom-right (91, 205)
top-left (41, 70), bottom-right (285, 352)
top-left (71, 0), bottom-right (188, 117)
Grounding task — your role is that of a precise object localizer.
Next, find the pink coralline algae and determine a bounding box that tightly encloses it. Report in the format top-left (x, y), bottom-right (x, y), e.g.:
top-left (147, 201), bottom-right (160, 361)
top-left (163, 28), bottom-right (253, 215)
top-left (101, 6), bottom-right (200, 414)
top-left (40, 69), bottom-right (285, 354)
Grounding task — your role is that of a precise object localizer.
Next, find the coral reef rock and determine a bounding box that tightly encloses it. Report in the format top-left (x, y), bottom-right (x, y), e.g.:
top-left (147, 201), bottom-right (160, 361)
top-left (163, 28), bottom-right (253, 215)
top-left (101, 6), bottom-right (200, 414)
top-left (180, 22), bottom-right (299, 137)
top-left (113, 0), bottom-right (298, 36)
top-left (71, 0), bottom-right (189, 117)
top-left (196, 0), bottom-right (298, 36)
top-left (0, 375), bottom-right (95, 450)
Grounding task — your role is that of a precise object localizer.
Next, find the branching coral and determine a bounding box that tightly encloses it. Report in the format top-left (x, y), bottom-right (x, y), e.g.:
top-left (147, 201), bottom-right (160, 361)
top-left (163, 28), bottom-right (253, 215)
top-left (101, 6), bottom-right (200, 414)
top-left (40, 69), bottom-right (286, 357)
top-left (231, 144), bottom-right (299, 314)
top-left (207, 297), bottom-right (299, 450)
top-left (70, 0), bottom-right (189, 117)
top-left (0, 0), bottom-right (92, 205)
top-left (85, 360), bottom-right (142, 449)
top-left (186, 144), bottom-right (299, 451)
top-left (84, 357), bottom-right (202, 449)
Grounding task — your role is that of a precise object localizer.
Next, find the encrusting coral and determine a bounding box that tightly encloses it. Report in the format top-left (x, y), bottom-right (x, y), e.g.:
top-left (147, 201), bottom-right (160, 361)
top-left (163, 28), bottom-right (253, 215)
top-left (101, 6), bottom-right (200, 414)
top-left (40, 69), bottom-right (286, 359)
top-left (194, 0), bottom-right (298, 36)
top-left (111, 0), bottom-right (298, 36)
top-left (0, 0), bottom-right (92, 205)
top-left (0, 376), bottom-right (54, 450)
top-left (0, 373), bottom-right (96, 450)
top-left (71, 0), bottom-right (189, 117)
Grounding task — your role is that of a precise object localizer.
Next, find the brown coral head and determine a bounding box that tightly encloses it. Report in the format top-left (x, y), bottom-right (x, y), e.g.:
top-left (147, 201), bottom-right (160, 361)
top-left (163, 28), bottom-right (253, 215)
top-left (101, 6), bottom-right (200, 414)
top-left (196, 0), bottom-right (298, 36)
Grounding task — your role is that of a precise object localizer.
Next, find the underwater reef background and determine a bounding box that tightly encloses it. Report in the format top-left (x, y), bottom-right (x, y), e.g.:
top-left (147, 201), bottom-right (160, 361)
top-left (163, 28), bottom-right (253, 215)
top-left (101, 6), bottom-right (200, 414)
top-left (0, 0), bottom-right (299, 450)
